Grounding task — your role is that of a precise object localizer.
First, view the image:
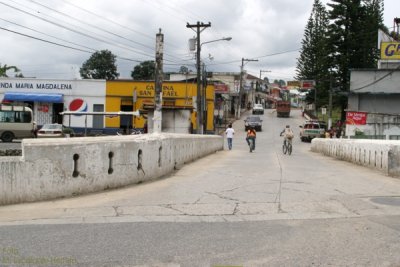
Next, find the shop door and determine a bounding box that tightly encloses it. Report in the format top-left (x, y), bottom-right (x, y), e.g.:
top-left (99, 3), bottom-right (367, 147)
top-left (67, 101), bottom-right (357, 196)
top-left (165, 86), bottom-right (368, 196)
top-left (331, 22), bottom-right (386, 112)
top-left (120, 105), bottom-right (133, 131)
top-left (53, 103), bottom-right (64, 124)
top-left (93, 104), bottom-right (104, 128)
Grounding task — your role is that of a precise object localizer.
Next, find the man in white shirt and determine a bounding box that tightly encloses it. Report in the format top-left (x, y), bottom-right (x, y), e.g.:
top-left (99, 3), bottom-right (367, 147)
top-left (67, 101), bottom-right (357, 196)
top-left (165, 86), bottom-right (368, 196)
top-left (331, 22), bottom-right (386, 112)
top-left (225, 124), bottom-right (235, 150)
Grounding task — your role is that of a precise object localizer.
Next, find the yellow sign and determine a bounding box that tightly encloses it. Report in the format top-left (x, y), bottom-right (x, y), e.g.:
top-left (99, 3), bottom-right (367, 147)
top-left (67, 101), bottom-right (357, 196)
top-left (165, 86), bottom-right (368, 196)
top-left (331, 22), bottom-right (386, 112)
top-left (287, 81), bottom-right (300, 87)
top-left (381, 42), bottom-right (400, 60)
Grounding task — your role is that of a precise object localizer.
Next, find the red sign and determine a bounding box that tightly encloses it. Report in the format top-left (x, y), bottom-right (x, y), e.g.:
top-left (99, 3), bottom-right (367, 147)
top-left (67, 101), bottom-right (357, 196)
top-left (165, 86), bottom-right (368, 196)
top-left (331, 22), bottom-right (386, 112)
top-left (301, 80), bottom-right (315, 89)
top-left (346, 111), bottom-right (367, 125)
top-left (214, 83), bottom-right (229, 93)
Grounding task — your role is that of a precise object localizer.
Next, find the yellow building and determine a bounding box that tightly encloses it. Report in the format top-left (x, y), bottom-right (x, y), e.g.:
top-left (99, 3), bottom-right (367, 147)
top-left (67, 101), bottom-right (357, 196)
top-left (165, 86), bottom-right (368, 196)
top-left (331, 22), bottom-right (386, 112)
top-left (106, 80), bottom-right (215, 133)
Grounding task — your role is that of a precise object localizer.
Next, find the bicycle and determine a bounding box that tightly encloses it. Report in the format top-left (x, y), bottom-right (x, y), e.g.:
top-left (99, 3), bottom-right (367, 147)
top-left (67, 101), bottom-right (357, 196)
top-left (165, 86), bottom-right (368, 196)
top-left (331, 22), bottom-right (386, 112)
top-left (248, 138), bottom-right (255, 152)
top-left (282, 138), bottom-right (292, 155)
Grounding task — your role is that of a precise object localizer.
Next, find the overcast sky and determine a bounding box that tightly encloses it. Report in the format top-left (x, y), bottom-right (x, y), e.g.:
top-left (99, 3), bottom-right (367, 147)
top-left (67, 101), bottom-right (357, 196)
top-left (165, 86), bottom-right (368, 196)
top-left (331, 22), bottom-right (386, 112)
top-left (1, 0), bottom-right (398, 82)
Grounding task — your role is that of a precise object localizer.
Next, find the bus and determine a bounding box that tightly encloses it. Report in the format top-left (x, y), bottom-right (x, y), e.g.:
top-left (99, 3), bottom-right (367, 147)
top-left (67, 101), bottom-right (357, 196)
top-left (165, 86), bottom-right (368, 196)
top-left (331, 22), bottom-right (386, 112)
top-left (0, 105), bottom-right (35, 142)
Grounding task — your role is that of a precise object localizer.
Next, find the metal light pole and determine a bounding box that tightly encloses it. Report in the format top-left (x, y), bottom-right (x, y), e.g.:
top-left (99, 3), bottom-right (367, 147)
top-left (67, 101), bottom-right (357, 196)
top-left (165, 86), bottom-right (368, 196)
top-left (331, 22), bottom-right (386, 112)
top-left (186, 22), bottom-right (211, 134)
top-left (196, 37), bottom-right (232, 134)
top-left (198, 37), bottom-right (232, 134)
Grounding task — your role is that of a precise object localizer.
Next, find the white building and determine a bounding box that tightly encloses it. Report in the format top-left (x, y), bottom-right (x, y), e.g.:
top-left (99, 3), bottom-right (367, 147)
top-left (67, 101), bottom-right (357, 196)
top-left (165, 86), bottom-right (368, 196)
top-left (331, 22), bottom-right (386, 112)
top-left (0, 78), bottom-right (106, 130)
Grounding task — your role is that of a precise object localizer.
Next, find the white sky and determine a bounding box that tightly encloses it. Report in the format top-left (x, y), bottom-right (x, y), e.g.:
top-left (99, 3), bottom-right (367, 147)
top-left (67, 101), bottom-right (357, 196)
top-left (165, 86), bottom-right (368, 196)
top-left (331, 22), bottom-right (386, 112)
top-left (1, 0), bottom-right (398, 81)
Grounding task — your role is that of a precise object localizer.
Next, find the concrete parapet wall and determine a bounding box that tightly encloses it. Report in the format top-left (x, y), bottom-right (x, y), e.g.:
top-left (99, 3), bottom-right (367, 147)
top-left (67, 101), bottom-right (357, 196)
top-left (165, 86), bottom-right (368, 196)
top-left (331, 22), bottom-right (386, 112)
top-left (311, 138), bottom-right (400, 177)
top-left (0, 133), bottom-right (223, 205)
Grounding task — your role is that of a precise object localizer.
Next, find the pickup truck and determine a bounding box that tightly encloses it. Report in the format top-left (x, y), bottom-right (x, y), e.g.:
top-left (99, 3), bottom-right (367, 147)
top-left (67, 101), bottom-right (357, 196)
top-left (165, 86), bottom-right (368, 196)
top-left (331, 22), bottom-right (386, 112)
top-left (252, 104), bottom-right (264, 115)
top-left (299, 120), bottom-right (326, 142)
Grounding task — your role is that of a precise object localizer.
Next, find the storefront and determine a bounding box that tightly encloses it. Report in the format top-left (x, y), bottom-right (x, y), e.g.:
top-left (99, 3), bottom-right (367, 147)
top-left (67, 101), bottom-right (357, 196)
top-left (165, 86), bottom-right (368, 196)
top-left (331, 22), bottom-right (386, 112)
top-left (0, 78), bottom-right (106, 131)
top-left (106, 80), bottom-right (215, 133)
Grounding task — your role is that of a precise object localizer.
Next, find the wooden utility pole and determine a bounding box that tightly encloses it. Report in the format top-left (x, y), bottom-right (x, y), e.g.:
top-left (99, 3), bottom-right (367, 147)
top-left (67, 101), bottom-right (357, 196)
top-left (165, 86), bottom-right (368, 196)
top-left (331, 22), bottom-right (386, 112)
top-left (186, 22), bottom-right (211, 134)
top-left (153, 29), bottom-right (164, 133)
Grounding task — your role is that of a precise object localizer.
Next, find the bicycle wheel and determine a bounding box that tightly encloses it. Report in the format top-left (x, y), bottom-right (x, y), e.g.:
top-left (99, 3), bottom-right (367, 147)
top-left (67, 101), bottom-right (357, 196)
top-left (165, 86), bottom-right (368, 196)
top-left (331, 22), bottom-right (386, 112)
top-left (282, 141), bottom-right (287, 154)
top-left (288, 143), bottom-right (292, 155)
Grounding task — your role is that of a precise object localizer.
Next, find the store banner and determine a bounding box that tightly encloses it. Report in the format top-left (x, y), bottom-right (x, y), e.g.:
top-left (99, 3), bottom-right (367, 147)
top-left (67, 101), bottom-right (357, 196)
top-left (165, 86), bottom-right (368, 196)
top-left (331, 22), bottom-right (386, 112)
top-left (346, 111), bottom-right (367, 125)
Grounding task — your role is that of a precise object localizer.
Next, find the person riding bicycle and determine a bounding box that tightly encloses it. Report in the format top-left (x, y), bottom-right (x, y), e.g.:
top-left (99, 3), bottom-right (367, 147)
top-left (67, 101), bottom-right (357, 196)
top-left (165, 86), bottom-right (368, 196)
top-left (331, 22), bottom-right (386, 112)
top-left (246, 126), bottom-right (257, 150)
top-left (280, 125), bottom-right (294, 144)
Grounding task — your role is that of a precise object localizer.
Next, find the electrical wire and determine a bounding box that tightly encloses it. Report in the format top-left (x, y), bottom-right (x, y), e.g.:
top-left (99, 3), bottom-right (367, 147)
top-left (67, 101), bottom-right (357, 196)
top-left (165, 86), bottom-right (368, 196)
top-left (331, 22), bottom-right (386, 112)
top-left (3, 0), bottom-right (187, 64)
top-left (0, 26), bottom-right (143, 63)
top-left (0, 17), bottom-right (97, 52)
top-left (352, 65), bottom-right (400, 91)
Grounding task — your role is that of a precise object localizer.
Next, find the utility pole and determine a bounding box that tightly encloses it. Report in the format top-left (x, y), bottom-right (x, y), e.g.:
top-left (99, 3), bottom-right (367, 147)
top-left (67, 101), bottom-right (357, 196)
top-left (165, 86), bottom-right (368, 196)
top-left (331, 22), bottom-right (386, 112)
top-left (153, 29), bottom-right (164, 133)
top-left (186, 21), bottom-right (211, 134)
top-left (328, 76), bottom-right (333, 129)
top-left (237, 58), bottom-right (258, 119)
top-left (314, 83), bottom-right (317, 117)
top-left (259, 70), bottom-right (271, 104)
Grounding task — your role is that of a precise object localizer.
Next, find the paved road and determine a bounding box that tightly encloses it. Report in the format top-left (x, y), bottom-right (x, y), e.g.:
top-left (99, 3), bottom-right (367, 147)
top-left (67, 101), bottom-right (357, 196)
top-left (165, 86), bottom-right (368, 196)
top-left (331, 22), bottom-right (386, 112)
top-left (1, 109), bottom-right (400, 266)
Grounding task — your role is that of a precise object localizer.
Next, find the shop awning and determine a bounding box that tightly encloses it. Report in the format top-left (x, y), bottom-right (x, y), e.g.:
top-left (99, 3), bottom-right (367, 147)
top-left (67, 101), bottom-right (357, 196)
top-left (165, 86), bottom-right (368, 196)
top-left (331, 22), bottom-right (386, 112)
top-left (4, 92), bottom-right (63, 103)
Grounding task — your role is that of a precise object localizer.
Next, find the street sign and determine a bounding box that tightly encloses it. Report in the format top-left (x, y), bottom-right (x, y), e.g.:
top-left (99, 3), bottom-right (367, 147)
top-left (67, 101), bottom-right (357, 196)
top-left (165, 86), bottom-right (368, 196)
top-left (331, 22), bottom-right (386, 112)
top-left (301, 80), bottom-right (315, 89)
top-left (321, 108), bottom-right (326, 115)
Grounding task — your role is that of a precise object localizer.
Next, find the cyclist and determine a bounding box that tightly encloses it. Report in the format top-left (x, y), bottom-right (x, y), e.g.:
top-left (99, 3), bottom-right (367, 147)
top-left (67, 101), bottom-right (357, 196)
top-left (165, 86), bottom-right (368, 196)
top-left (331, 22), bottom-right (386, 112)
top-left (246, 126), bottom-right (257, 151)
top-left (280, 125), bottom-right (294, 145)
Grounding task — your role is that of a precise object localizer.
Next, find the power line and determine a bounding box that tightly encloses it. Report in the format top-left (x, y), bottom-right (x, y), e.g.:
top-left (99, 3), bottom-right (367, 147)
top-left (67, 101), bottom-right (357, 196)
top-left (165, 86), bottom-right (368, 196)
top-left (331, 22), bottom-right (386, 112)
top-left (28, 0), bottom-right (156, 51)
top-left (0, 26), bottom-right (143, 63)
top-left (0, 26), bottom-right (93, 54)
top-left (0, 17), bottom-right (97, 52)
top-left (2, 1), bottom-right (185, 63)
top-left (1, 1), bottom-right (157, 59)
top-left (352, 65), bottom-right (400, 91)
top-left (62, 0), bottom-right (181, 50)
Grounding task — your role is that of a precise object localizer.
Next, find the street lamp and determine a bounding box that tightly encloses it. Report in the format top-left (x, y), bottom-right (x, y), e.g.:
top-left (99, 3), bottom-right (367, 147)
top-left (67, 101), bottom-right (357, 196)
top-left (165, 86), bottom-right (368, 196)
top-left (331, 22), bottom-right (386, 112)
top-left (201, 37), bottom-right (232, 47)
top-left (196, 37), bottom-right (232, 134)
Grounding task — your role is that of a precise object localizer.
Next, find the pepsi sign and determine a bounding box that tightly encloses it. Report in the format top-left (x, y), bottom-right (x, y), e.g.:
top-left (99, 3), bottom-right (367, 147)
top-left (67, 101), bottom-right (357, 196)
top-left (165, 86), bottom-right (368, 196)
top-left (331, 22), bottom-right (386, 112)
top-left (69, 98), bottom-right (88, 114)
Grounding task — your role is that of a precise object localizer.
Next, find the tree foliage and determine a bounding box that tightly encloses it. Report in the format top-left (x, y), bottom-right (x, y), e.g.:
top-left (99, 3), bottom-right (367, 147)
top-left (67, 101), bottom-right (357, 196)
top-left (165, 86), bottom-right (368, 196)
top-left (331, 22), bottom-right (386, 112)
top-left (131, 61), bottom-right (155, 80)
top-left (296, 0), bottom-right (384, 115)
top-left (179, 65), bottom-right (189, 74)
top-left (0, 64), bottom-right (20, 77)
top-left (296, 0), bottom-right (330, 107)
top-left (327, 0), bottom-right (383, 118)
top-left (80, 50), bottom-right (119, 80)
top-left (328, 0), bottom-right (383, 88)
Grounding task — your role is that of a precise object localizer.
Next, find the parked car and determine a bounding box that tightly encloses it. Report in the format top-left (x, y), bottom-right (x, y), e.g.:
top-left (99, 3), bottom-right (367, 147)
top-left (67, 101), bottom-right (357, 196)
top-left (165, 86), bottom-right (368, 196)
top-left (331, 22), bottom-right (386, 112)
top-left (37, 123), bottom-right (66, 138)
top-left (244, 115), bottom-right (263, 131)
top-left (299, 120), bottom-right (326, 142)
top-left (252, 103), bottom-right (264, 115)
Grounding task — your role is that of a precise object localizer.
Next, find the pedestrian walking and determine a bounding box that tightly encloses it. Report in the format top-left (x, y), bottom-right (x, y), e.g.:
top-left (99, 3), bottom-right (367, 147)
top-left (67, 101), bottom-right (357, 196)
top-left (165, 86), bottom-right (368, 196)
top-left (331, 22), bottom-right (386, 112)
top-left (225, 124), bottom-right (235, 150)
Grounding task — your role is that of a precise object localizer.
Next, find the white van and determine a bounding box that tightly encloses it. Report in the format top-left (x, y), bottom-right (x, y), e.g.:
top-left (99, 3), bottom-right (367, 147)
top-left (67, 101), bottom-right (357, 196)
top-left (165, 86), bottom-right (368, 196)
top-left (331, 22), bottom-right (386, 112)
top-left (0, 105), bottom-right (35, 142)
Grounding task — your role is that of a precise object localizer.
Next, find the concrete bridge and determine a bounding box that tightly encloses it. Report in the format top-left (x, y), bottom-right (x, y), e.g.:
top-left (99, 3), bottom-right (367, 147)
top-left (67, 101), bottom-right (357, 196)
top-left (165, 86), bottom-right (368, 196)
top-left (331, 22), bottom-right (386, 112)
top-left (2, 110), bottom-right (400, 206)
top-left (0, 134), bottom-right (223, 205)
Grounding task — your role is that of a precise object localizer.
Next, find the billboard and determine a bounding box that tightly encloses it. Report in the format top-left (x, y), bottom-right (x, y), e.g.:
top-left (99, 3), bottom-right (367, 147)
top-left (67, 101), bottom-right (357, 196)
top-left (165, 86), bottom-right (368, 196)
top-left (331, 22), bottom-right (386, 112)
top-left (380, 42), bottom-right (400, 60)
top-left (346, 111), bottom-right (367, 125)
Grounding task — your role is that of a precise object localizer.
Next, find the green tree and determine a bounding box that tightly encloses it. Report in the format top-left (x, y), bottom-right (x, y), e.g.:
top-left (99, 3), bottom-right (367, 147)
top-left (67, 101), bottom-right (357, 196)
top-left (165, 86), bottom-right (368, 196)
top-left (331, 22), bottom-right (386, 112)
top-left (328, 0), bottom-right (383, 90)
top-left (131, 61), bottom-right (155, 80)
top-left (273, 79), bottom-right (286, 88)
top-left (80, 50), bottom-right (119, 80)
top-left (179, 65), bottom-right (189, 74)
top-left (295, 0), bottom-right (330, 108)
top-left (0, 64), bottom-right (20, 77)
top-left (327, 0), bottom-right (383, 119)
